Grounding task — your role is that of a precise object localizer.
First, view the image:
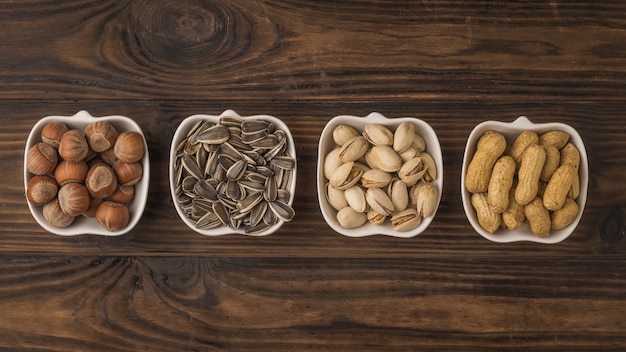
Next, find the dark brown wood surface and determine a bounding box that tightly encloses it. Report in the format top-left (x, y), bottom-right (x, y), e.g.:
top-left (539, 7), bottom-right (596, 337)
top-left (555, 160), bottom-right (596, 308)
top-left (1, 1), bottom-right (625, 350)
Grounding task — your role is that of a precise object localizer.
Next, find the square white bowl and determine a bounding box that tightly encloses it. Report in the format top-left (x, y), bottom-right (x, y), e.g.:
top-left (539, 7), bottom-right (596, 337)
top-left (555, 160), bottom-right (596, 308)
top-left (169, 110), bottom-right (297, 236)
top-left (461, 116), bottom-right (588, 244)
top-left (317, 112), bottom-right (443, 238)
top-left (24, 110), bottom-right (150, 236)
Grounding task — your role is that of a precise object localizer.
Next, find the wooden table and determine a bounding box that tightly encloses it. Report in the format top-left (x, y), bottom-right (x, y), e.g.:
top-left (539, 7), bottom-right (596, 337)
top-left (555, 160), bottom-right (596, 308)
top-left (1, 1), bottom-right (625, 350)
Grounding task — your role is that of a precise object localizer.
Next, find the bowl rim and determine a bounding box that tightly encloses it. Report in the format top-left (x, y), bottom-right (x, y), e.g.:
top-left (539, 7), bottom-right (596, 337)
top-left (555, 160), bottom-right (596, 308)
top-left (316, 112), bottom-right (443, 238)
top-left (461, 116), bottom-right (588, 244)
top-left (169, 109), bottom-right (297, 236)
top-left (24, 110), bottom-right (150, 236)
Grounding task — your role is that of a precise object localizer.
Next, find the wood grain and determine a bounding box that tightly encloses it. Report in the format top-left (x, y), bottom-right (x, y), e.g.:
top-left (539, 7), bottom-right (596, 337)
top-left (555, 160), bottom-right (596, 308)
top-left (0, 256), bottom-right (624, 351)
top-left (1, 0), bottom-right (625, 349)
top-left (1, 0), bottom-right (626, 101)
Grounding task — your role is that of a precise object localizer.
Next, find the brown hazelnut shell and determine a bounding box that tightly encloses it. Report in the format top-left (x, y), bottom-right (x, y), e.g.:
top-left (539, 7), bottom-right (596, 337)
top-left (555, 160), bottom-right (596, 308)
top-left (85, 163), bottom-right (118, 198)
top-left (113, 161), bottom-right (143, 186)
top-left (96, 201), bottom-right (129, 232)
top-left (54, 160), bottom-right (88, 186)
top-left (41, 122), bottom-right (69, 149)
top-left (26, 175), bottom-right (59, 206)
top-left (58, 129), bottom-right (89, 162)
top-left (85, 121), bottom-right (118, 152)
top-left (43, 198), bottom-right (75, 228)
top-left (114, 131), bottom-right (145, 163)
top-left (57, 183), bottom-right (90, 217)
top-left (27, 142), bottom-right (58, 175)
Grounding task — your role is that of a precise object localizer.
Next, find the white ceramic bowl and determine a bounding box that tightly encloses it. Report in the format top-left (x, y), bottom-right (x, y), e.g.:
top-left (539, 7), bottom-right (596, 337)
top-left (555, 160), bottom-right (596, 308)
top-left (461, 116), bottom-right (588, 244)
top-left (169, 110), bottom-right (297, 236)
top-left (317, 112), bottom-right (443, 238)
top-left (24, 110), bottom-right (150, 236)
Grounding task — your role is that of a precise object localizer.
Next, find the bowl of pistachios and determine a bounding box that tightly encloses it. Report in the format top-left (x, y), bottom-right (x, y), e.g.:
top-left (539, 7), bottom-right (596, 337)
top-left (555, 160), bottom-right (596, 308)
top-left (317, 112), bottom-right (443, 238)
top-left (170, 110), bottom-right (297, 236)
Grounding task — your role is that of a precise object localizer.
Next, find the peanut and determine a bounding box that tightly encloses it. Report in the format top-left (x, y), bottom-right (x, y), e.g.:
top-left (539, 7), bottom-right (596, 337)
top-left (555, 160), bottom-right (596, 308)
top-left (543, 164), bottom-right (575, 211)
top-left (509, 130), bottom-right (538, 163)
top-left (515, 144), bottom-right (546, 206)
top-left (540, 145), bottom-right (560, 182)
top-left (559, 143), bottom-right (581, 200)
top-left (539, 130), bottom-right (569, 149)
top-left (502, 182), bottom-right (525, 230)
top-left (524, 197), bottom-right (551, 238)
top-left (487, 156), bottom-right (516, 213)
top-left (471, 192), bottom-right (501, 234)
top-left (551, 198), bottom-right (579, 230)
top-left (465, 131), bottom-right (506, 193)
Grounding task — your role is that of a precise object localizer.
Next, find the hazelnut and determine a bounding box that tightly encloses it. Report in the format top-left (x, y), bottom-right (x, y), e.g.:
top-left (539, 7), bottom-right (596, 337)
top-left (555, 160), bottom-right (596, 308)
top-left (85, 163), bottom-right (118, 198)
top-left (99, 147), bottom-right (117, 166)
top-left (106, 185), bottom-right (134, 204)
top-left (41, 122), bottom-right (69, 148)
top-left (58, 129), bottom-right (89, 162)
top-left (57, 183), bottom-right (90, 216)
top-left (96, 201), bottom-right (129, 232)
top-left (85, 121), bottom-right (118, 152)
top-left (26, 175), bottom-right (58, 206)
top-left (114, 131), bottom-right (145, 163)
top-left (43, 198), bottom-right (75, 228)
top-left (83, 197), bottom-right (103, 217)
top-left (113, 161), bottom-right (143, 186)
top-left (54, 160), bottom-right (88, 186)
top-left (84, 145), bottom-right (98, 162)
top-left (27, 142), bottom-right (58, 175)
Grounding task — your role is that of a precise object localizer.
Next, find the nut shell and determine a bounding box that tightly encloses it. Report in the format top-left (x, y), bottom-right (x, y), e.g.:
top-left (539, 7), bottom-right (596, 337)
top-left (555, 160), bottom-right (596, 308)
top-left (85, 121), bottom-right (118, 152)
top-left (27, 142), bottom-right (58, 175)
top-left (58, 129), bottom-right (89, 162)
top-left (114, 131), bottom-right (145, 163)
top-left (41, 122), bottom-right (68, 149)
top-left (85, 163), bottom-right (118, 198)
top-left (54, 160), bottom-right (88, 186)
top-left (96, 201), bottom-right (129, 232)
top-left (43, 198), bottom-right (75, 228)
top-left (57, 183), bottom-right (90, 217)
top-left (106, 185), bottom-right (134, 204)
top-left (113, 161), bottom-right (143, 186)
top-left (26, 175), bottom-right (58, 206)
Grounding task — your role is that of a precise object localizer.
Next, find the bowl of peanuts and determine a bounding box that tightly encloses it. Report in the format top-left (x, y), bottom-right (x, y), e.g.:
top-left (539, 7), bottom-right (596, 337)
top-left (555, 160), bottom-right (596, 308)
top-left (317, 112), bottom-right (443, 238)
top-left (461, 116), bottom-right (588, 243)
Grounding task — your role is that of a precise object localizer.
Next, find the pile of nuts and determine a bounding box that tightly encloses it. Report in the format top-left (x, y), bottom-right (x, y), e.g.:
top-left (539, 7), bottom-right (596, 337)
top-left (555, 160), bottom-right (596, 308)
top-left (172, 117), bottom-right (296, 235)
top-left (464, 129), bottom-right (581, 237)
top-left (26, 121), bottom-right (146, 232)
top-left (323, 122), bottom-right (438, 232)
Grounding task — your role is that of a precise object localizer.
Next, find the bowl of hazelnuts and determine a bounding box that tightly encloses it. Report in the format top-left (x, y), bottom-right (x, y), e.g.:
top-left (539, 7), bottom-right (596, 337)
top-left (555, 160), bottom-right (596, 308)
top-left (24, 110), bottom-right (149, 236)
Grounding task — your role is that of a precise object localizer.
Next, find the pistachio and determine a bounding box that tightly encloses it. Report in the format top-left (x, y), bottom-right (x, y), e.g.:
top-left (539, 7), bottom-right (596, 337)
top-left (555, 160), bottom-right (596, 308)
top-left (339, 136), bottom-right (369, 163)
top-left (367, 210), bottom-right (386, 225)
top-left (326, 182), bottom-right (348, 211)
top-left (344, 186), bottom-right (368, 213)
top-left (369, 145), bottom-right (402, 172)
top-left (393, 122), bottom-right (415, 153)
top-left (416, 182), bottom-right (438, 217)
top-left (329, 161), bottom-right (363, 190)
top-left (391, 208), bottom-right (422, 232)
top-left (324, 148), bottom-right (343, 180)
top-left (398, 157), bottom-right (427, 186)
top-left (332, 124), bottom-right (360, 146)
top-left (337, 207), bottom-right (367, 229)
top-left (420, 152), bottom-right (437, 182)
top-left (360, 169), bottom-right (392, 189)
top-left (399, 146), bottom-right (420, 162)
top-left (365, 187), bottom-right (394, 216)
top-left (388, 179), bottom-right (409, 212)
top-left (412, 133), bottom-right (426, 152)
top-left (363, 124), bottom-right (394, 146)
